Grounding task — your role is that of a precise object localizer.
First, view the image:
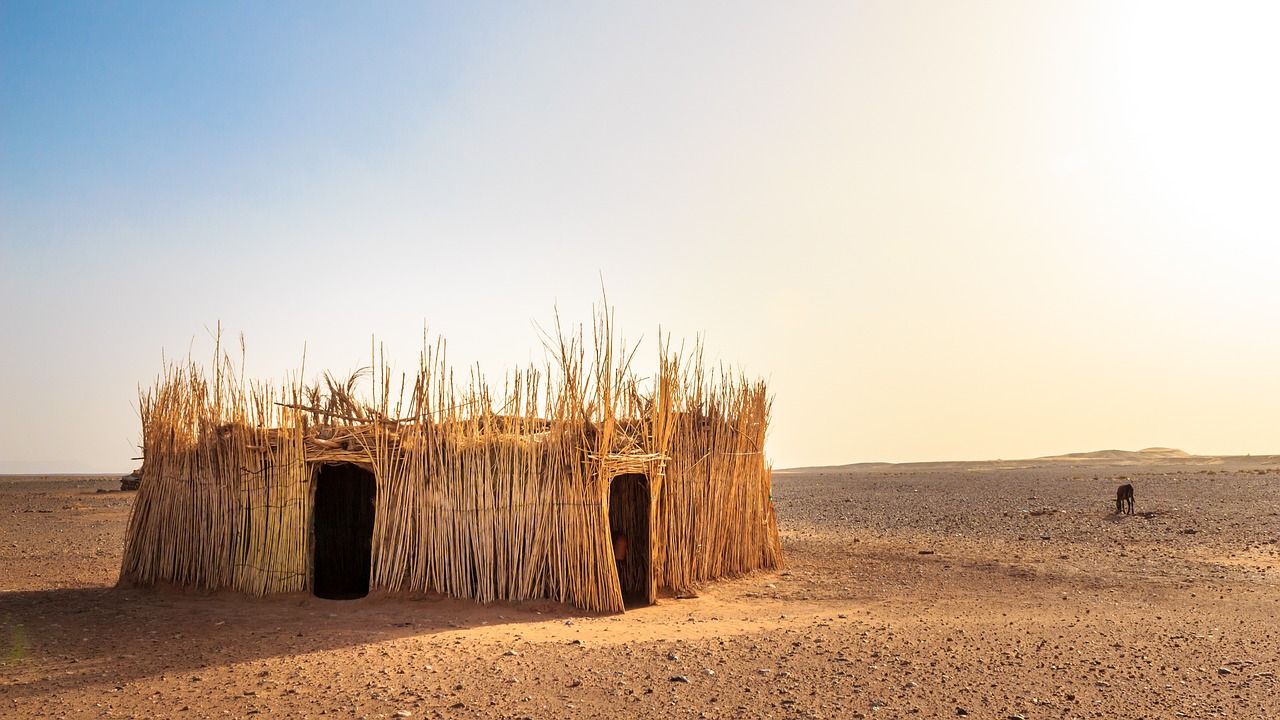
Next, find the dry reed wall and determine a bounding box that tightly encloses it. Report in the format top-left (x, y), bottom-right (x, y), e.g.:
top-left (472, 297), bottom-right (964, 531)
top-left (120, 323), bottom-right (780, 612)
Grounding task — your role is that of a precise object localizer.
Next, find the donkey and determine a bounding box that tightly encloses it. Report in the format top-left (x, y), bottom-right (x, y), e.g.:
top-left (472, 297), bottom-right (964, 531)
top-left (1115, 483), bottom-right (1135, 515)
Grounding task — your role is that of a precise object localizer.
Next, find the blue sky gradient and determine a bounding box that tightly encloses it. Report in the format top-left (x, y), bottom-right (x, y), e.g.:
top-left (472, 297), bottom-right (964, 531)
top-left (3, 2), bottom-right (1278, 472)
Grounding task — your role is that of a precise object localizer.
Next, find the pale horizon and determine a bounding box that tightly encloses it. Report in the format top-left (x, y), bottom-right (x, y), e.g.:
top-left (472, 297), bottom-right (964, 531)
top-left (3, 2), bottom-right (1278, 473)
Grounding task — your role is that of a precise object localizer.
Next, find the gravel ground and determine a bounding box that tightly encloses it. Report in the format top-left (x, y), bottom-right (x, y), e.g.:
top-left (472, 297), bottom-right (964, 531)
top-left (2, 460), bottom-right (1278, 719)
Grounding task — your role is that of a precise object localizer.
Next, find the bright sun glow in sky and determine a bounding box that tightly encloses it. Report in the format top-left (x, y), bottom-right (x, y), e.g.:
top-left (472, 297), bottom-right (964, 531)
top-left (2, 1), bottom-right (1278, 472)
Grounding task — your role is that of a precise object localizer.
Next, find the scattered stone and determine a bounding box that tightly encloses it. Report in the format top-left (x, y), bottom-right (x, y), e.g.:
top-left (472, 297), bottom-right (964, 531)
top-left (1217, 667), bottom-right (1234, 675)
top-left (703, 669), bottom-right (715, 676)
top-left (393, 712), bottom-right (412, 718)
top-left (670, 675), bottom-right (690, 683)
top-left (919, 550), bottom-right (935, 555)
top-left (667, 652), bottom-right (679, 661)
top-left (957, 709), bottom-right (969, 716)
top-left (504, 650), bottom-right (519, 656)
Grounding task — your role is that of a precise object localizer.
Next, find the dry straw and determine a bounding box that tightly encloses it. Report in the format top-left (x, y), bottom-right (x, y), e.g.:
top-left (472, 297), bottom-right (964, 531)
top-left (121, 308), bottom-right (782, 612)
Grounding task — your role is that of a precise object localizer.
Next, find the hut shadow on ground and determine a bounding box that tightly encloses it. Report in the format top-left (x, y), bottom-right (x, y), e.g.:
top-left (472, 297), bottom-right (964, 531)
top-left (0, 584), bottom-right (596, 699)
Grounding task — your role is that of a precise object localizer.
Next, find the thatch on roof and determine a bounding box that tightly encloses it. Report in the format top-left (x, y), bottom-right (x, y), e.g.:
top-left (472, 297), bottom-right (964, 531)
top-left (120, 309), bottom-right (782, 612)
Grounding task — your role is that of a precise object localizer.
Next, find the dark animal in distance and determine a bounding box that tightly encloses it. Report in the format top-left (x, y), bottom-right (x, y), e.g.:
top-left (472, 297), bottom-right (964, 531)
top-left (1115, 483), bottom-right (1135, 515)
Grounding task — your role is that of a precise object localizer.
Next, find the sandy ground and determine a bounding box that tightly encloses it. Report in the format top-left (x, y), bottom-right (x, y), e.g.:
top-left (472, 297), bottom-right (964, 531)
top-left (2, 459), bottom-right (1279, 719)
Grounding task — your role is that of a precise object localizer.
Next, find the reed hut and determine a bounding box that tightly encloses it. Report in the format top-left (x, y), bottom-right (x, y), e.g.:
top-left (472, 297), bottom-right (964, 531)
top-left (120, 311), bottom-right (782, 613)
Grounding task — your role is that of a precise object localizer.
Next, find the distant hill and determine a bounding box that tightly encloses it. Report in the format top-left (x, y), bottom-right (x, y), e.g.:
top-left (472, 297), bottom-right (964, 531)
top-left (776, 448), bottom-right (1280, 474)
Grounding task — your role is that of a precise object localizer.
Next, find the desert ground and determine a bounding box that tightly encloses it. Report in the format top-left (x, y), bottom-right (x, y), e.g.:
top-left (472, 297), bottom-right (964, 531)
top-left (3, 451), bottom-right (1279, 719)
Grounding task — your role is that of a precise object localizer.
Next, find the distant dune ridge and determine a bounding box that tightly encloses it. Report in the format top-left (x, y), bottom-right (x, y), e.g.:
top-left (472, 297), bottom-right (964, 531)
top-left (777, 447), bottom-right (1280, 474)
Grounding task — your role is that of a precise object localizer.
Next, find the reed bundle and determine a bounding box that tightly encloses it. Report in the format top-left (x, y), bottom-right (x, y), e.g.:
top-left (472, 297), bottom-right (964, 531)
top-left (120, 311), bottom-right (781, 612)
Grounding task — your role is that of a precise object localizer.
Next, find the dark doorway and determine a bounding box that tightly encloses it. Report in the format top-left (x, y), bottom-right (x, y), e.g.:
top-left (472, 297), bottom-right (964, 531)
top-left (313, 463), bottom-right (376, 599)
top-left (608, 473), bottom-right (651, 605)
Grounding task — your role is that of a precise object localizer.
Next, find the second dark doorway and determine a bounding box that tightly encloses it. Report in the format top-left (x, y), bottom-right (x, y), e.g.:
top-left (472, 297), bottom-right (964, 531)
top-left (608, 473), bottom-right (651, 605)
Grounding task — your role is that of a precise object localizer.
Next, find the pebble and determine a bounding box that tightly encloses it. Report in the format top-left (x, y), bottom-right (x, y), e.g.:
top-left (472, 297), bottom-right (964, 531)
top-left (504, 650), bottom-right (519, 656)
top-left (667, 652), bottom-right (679, 661)
top-left (393, 712), bottom-right (412, 718)
top-left (1217, 667), bottom-right (1234, 675)
top-left (703, 669), bottom-right (715, 676)
top-left (671, 675), bottom-right (690, 683)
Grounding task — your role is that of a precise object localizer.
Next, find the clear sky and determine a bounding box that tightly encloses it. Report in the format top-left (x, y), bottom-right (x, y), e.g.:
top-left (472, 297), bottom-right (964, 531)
top-left (3, 1), bottom-right (1278, 473)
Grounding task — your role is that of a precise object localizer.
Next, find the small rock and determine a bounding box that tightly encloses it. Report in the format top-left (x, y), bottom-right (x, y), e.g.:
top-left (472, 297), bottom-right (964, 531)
top-left (504, 650), bottom-right (519, 656)
top-left (667, 652), bottom-right (679, 661)
top-left (1217, 667), bottom-right (1234, 675)
top-left (957, 709), bottom-right (969, 717)
top-left (393, 712), bottom-right (412, 719)
top-left (758, 669), bottom-right (773, 675)
top-left (703, 669), bottom-right (715, 676)
top-left (670, 675), bottom-right (690, 683)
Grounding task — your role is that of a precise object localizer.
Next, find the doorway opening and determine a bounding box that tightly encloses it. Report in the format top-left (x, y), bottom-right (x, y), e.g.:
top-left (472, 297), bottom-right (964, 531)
top-left (608, 473), bottom-right (651, 605)
top-left (313, 462), bottom-right (376, 599)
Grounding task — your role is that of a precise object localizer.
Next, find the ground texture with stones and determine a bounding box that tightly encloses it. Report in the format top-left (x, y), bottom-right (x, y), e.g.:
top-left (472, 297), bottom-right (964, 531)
top-left (2, 460), bottom-right (1278, 719)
